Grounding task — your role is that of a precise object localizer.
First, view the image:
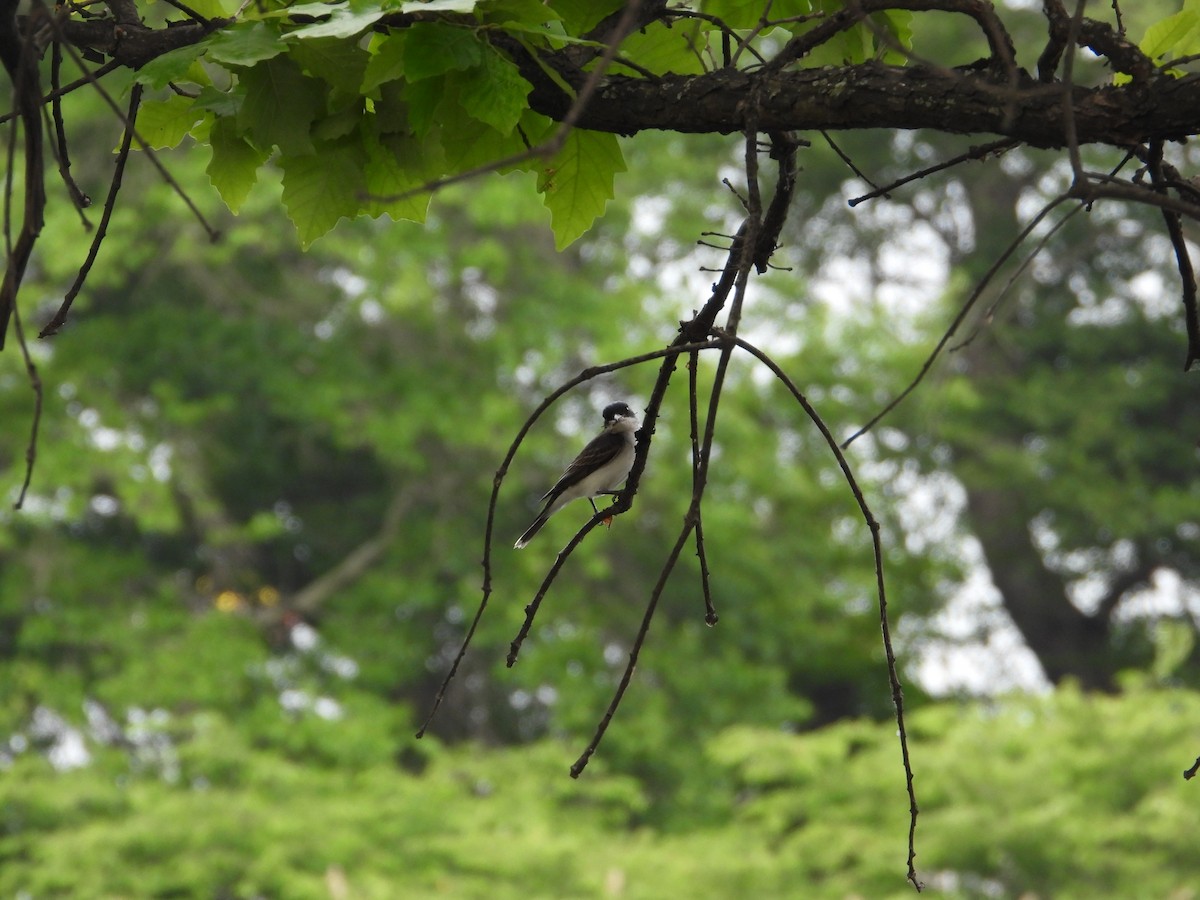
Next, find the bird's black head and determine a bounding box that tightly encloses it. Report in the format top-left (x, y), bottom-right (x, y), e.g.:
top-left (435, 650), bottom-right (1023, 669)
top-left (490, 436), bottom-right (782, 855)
top-left (602, 401), bottom-right (636, 424)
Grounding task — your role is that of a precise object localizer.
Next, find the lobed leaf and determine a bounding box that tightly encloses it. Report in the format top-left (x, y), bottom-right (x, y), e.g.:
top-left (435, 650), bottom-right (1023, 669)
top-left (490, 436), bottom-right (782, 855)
top-left (538, 129), bottom-right (626, 249)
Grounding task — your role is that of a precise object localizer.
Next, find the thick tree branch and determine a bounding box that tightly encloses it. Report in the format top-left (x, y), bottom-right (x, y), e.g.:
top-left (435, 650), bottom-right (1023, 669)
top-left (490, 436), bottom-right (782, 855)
top-left (528, 63), bottom-right (1200, 149)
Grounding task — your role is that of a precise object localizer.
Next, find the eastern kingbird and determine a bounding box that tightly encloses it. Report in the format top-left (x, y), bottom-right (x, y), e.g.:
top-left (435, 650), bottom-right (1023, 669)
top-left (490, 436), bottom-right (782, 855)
top-left (514, 401), bottom-right (639, 549)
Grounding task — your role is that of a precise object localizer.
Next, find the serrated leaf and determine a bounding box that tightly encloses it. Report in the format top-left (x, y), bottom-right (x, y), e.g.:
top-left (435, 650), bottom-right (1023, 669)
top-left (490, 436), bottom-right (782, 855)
top-left (459, 46), bottom-right (531, 134)
top-left (237, 57), bottom-right (326, 154)
top-left (538, 129), bottom-right (625, 249)
top-left (134, 44), bottom-right (207, 89)
top-left (405, 77), bottom-right (444, 137)
top-left (206, 116), bottom-right (268, 212)
top-left (195, 85), bottom-right (243, 117)
top-left (134, 95), bottom-right (206, 149)
top-left (206, 22), bottom-right (286, 66)
top-left (289, 37), bottom-right (370, 93)
top-left (287, 2), bottom-right (387, 40)
top-left (313, 98), bottom-right (365, 141)
top-left (362, 33), bottom-right (407, 93)
top-left (279, 137), bottom-right (369, 246)
top-left (403, 22), bottom-right (484, 81)
top-left (362, 128), bottom-right (433, 222)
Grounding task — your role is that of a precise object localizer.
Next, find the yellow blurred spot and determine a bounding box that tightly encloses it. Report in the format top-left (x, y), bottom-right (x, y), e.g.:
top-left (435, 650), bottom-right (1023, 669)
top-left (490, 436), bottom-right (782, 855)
top-left (257, 586), bottom-right (280, 607)
top-left (215, 590), bottom-right (242, 612)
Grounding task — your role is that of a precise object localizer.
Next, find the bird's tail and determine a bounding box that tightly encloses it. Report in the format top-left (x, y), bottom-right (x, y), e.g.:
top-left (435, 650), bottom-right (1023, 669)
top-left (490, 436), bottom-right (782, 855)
top-left (514, 514), bottom-right (549, 549)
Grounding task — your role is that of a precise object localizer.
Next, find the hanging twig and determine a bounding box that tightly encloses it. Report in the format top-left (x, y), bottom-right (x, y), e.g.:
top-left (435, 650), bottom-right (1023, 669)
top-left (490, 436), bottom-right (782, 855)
top-left (687, 349), bottom-right (718, 625)
top-left (721, 330), bottom-right (922, 892)
top-left (40, 83), bottom-right (142, 337)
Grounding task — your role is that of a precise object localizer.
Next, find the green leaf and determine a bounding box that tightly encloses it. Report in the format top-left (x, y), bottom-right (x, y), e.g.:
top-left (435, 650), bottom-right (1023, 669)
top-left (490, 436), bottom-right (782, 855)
top-left (459, 46), bottom-right (531, 134)
top-left (1140, 10), bottom-right (1200, 60)
top-left (195, 85), bottom-right (243, 118)
top-left (206, 116), bottom-right (268, 213)
top-left (182, 0), bottom-right (235, 17)
top-left (538, 129), bottom-right (625, 249)
top-left (237, 57), bottom-right (327, 155)
top-left (703, 0), bottom-right (811, 29)
top-left (402, 22), bottom-right (484, 81)
top-left (289, 37), bottom-right (370, 94)
top-left (613, 20), bottom-right (707, 75)
top-left (279, 137), bottom-right (369, 246)
top-left (399, 0), bottom-right (477, 11)
top-left (404, 77), bottom-right (444, 137)
top-left (545, 0), bottom-right (622, 34)
top-left (286, 2), bottom-right (387, 40)
top-left (134, 96), bottom-right (206, 150)
top-left (362, 128), bottom-right (433, 222)
top-left (206, 22), bottom-right (286, 66)
top-left (134, 44), bottom-right (207, 89)
top-left (362, 33), bottom-right (407, 93)
top-left (875, 10), bottom-right (913, 64)
top-left (477, 0), bottom-right (560, 26)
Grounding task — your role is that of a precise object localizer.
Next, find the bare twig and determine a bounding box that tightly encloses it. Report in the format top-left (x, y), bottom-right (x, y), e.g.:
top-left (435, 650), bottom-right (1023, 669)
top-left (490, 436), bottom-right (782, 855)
top-left (722, 330), bottom-right (922, 892)
top-left (50, 22), bottom-right (220, 240)
top-left (414, 339), bottom-right (722, 737)
top-left (1146, 140), bottom-right (1200, 370)
top-left (688, 350), bottom-right (718, 625)
top-left (40, 82), bottom-right (142, 338)
top-left (9, 288), bottom-right (42, 509)
top-left (50, 40), bottom-right (91, 214)
top-left (849, 139), bottom-right (1017, 207)
top-left (843, 194), bottom-right (1071, 448)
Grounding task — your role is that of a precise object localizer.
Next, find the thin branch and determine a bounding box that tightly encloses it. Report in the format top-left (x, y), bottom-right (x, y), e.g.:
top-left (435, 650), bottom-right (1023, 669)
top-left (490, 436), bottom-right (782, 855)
top-left (842, 194), bottom-right (1071, 448)
top-left (1185, 755), bottom-right (1200, 780)
top-left (39, 82), bottom-right (142, 338)
top-left (849, 138), bottom-right (1017, 207)
top-left (950, 202), bottom-right (1085, 352)
top-left (9, 286), bottom-right (42, 509)
top-left (1061, 0), bottom-right (1087, 181)
top-left (721, 330), bottom-right (922, 892)
top-left (50, 24), bottom-right (220, 240)
top-left (570, 495), bottom-right (699, 778)
top-left (50, 40), bottom-right (91, 215)
top-left (0, 1), bottom-right (46, 350)
top-left (0, 58), bottom-right (122, 128)
top-left (823, 130), bottom-right (887, 198)
top-left (688, 350), bottom-right (718, 625)
top-left (414, 339), bottom-right (722, 737)
top-left (1147, 139), bottom-right (1200, 370)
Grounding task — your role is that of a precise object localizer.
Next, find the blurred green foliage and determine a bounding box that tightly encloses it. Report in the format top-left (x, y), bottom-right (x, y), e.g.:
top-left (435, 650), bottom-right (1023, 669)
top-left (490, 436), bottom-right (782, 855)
top-left (3, 2), bottom-right (1200, 896)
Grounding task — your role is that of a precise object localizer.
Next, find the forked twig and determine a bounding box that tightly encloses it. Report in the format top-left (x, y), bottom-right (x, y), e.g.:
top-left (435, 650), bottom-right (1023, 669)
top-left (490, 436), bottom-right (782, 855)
top-left (414, 339), bottom-right (722, 737)
top-left (842, 193), bottom-right (1071, 448)
top-left (40, 82), bottom-right (142, 337)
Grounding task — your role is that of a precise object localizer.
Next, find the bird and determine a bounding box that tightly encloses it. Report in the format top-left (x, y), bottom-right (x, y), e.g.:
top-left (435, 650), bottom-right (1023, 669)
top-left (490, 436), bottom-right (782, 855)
top-left (514, 401), bottom-right (639, 549)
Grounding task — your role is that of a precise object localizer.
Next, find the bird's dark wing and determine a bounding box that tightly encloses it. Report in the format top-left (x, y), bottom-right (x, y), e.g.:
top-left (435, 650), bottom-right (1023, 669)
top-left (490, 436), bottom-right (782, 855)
top-left (542, 431), bottom-right (626, 499)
